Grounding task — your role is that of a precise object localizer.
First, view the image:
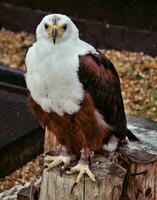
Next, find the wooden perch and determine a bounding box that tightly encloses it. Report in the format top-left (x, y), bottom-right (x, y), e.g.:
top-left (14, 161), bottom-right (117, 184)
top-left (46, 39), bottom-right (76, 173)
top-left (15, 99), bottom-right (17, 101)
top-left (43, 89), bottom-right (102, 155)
top-left (119, 148), bottom-right (157, 200)
top-left (39, 152), bottom-right (126, 200)
top-left (39, 116), bottom-right (157, 200)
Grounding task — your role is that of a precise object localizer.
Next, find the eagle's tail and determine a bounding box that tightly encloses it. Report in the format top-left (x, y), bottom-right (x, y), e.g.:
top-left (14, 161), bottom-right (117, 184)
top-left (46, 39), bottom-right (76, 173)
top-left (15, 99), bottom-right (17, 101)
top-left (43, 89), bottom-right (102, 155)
top-left (127, 129), bottom-right (139, 141)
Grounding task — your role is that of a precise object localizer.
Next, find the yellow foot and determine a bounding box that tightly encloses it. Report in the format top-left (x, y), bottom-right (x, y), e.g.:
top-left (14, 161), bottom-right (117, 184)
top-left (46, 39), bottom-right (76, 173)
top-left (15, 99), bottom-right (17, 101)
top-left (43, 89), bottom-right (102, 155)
top-left (67, 163), bottom-right (96, 182)
top-left (67, 163), bottom-right (96, 193)
top-left (45, 155), bottom-right (72, 171)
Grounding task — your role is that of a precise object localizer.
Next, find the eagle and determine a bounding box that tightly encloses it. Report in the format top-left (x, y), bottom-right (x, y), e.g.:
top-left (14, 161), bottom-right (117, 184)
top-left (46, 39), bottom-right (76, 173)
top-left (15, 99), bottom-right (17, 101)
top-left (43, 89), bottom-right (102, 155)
top-left (25, 14), bottom-right (137, 186)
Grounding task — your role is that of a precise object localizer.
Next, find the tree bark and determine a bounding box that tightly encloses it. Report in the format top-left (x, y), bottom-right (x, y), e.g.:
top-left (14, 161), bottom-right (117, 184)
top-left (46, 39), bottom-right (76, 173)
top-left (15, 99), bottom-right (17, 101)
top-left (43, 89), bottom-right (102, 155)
top-left (118, 145), bottom-right (157, 200)
top-left (120, 155), bottom-right (157, 200)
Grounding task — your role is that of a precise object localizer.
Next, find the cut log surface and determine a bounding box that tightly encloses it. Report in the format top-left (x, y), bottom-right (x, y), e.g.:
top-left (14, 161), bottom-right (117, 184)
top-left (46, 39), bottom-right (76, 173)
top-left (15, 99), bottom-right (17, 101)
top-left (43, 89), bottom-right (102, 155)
top-left (40, 116), bottom-right (157, 200)
top-left (39, 152), bottom-right (126, 200)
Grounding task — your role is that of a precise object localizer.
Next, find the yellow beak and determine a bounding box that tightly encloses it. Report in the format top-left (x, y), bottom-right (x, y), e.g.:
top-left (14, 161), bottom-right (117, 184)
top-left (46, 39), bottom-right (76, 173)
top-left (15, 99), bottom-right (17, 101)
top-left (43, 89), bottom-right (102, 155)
top-left (52, 27), bottom-right (58, 44)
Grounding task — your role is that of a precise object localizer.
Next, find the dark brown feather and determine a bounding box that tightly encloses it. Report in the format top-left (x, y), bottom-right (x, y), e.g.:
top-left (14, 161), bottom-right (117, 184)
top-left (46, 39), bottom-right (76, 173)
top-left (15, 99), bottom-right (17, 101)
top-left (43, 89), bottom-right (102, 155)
top-left (78, 52), bottom-right (127, 140)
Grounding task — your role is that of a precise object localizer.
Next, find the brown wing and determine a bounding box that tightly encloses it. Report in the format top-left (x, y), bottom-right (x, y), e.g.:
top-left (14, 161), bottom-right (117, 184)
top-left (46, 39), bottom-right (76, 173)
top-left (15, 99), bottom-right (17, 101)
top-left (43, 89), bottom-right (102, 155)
top-left (78, 52), bottom-right (127, 140)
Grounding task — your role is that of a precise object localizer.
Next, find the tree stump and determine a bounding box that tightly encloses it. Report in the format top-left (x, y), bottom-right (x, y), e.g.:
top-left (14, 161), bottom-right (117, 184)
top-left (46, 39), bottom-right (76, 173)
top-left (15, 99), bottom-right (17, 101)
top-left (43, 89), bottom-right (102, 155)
top-left (118, 116), bottom-right (157, 200)
top-left (40, 116), bottom-right (157, 200)
top-left (39, 152), bottom-right (126, 200)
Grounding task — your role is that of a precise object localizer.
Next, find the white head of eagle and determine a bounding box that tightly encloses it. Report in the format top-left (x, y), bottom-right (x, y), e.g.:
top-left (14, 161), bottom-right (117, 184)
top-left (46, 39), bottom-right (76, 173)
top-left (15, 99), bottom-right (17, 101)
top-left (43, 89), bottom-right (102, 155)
top-left (25, 14), bottom-right (96, 116)
top-left (36, 14), bottom-right (79, 44)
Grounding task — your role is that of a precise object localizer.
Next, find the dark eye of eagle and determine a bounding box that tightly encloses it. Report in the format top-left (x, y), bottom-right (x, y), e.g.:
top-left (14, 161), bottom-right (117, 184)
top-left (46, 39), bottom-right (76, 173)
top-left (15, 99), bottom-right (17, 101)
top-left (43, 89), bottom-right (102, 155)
top-left (63, 24), bottom-right (67, 30)
top-left (44, 23), bottom-right (49, 29)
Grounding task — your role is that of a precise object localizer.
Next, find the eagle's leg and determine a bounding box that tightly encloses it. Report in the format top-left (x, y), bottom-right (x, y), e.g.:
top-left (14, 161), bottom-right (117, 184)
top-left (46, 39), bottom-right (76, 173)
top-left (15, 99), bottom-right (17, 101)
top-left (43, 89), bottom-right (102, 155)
top-left (45, 146), bottom-right (76, 171)
top-left (67, 148), bottom-right (96, 192)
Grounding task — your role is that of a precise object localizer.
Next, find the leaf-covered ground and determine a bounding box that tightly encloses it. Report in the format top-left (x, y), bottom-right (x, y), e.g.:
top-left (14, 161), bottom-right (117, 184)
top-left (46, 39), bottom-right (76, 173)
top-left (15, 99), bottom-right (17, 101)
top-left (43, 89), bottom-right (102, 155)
top-left (0, 28), bottom-right (157, 192)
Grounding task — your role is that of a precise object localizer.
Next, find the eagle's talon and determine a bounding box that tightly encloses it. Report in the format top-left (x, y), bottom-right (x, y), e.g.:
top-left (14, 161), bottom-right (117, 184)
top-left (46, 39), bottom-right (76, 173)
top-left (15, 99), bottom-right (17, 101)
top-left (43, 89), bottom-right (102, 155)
top-left (60, 165), bottom-right (70, 177)
top-left (44, 165), bottom-right (48, 169)
top-left (45, 155), bottom-right (72, 171)
top-left (71, 182), bottom-right (77, 194)
top-left (40, 150), bottom-right (54, 158)
top-left (39, 153), bottom-right (47, 158)
top-left (67, 163), bottom-right (96, 183)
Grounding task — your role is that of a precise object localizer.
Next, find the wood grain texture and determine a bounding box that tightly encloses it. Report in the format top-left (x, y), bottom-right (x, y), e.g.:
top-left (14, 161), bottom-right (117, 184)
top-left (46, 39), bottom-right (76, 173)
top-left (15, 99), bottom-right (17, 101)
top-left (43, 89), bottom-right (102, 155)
top-left (39, 169), bottom-right (84, 200)
top-left (44, 127), bottom-right (59, 152)
top-left (119, 155), bottom-right (157, 200)
top-left (39, 153), bottom-right (126, 200)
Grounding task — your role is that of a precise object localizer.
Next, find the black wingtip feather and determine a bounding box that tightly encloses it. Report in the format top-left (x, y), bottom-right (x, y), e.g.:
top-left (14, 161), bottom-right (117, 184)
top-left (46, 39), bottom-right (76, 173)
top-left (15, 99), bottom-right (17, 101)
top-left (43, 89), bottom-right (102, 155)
top-left (127, 129), bottom-right (139, 141)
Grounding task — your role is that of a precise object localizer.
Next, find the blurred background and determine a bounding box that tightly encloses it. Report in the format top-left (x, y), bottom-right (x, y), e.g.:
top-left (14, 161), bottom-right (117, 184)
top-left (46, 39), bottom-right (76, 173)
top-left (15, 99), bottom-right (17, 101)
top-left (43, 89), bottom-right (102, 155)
top-left (0, 0), bottom-right (157, 198)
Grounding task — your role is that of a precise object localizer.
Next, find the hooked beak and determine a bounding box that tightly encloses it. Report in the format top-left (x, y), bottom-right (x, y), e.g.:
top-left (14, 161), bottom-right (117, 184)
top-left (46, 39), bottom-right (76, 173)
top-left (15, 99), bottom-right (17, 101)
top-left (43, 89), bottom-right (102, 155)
top-left (52, 27), bottom-right (58, 44)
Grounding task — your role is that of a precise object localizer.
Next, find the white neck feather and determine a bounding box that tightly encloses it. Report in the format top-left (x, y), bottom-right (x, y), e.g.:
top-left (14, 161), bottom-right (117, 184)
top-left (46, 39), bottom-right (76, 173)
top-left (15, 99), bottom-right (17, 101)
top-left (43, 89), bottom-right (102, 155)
top-left (25, 37), bottom-right (96, 115)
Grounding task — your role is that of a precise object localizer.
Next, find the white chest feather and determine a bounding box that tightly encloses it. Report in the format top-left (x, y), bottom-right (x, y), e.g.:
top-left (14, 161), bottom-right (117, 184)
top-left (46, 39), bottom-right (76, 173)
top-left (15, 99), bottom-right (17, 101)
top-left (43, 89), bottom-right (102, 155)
top-left (25, 39), bottom-right (96, 116)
